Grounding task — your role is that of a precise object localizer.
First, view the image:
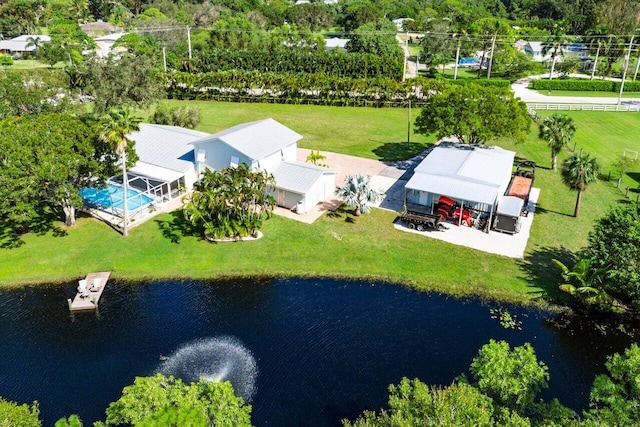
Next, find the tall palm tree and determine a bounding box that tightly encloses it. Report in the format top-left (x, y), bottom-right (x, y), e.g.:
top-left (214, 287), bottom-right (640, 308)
top-left (335, 174), bottom-right (383, 216)
top-left (542, 31), bottom-right (568, 80)
top-left (539, 114), bottom-right (576, 171)
top-left (99, 107), bottom-right (141, 237)
top-left (561, 152), bottom-right (599, 218)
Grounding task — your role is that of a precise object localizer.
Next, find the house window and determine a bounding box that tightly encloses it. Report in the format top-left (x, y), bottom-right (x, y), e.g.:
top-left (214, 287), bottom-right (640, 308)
top-left (196, 148), bottom-right (206, 163)
top-left (230, 156), bottom-right (239, 168)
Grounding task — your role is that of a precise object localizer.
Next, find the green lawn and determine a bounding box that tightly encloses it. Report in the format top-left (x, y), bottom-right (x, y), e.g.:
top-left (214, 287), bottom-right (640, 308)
top-left (1, 103), bottom-right (638, 307)
top-left (152, 101), bottom-right (437, 161)
top-left (4, 59), bottom-right (63, 70)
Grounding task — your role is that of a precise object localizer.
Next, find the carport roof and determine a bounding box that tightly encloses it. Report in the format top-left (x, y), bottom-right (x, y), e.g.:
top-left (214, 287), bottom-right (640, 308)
top-left (406, 143), bottom-right (515, 205)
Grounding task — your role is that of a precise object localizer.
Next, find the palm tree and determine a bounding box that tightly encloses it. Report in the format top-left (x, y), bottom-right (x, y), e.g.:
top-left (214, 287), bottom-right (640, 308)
top-left (335, 174), bottom-right (383, 216)
top-left (99, 107), bottom-right (141, 237)
top-left (25, 36), bottom-right (43, 55)
top-left (561, 152), bottom-right (599, 218)
top-left (552, 258), bottom-right (609, 305)
top-left (541, 31), bottom-right (568, 80)
top-left (182, 164), bottom-right (276, 240)
top-left (539, 113), bottom-right (576, 171)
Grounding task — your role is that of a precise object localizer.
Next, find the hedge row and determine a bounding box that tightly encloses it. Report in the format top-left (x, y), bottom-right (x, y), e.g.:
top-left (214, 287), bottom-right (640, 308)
top-left (448, 78), bottom-right (511, 88)
top-left (165, 71), bottom-right (454, 107)
top-left (186, 48), bottom-right (404, 81)
top-left (530, 78), bottom-right (640, 92)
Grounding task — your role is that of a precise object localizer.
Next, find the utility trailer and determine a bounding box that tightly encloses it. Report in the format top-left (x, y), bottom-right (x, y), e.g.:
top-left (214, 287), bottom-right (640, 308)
top-left (400, 210), bottom-right (445, 231)
top-left (504, 161), bottom-right (535, 216)
top-left (493, 162), bottom-right (535, 234)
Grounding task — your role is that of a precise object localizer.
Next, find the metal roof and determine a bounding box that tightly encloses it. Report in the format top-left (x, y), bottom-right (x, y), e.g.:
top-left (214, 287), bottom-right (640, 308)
top-left (193, 118), bottom-right (302, 161)
top-left (497, 196), bottom-right (524, 217)
top-left (129, 161), bottom-right (184, 183)
top-left (0, 35), bottom-right (50, 52)
top-left (407, 144), bottom-right (515, 205)
top-left (128, 123), bottom-right (210, 173)
top-left (271, 161), bottom-right (335, 194)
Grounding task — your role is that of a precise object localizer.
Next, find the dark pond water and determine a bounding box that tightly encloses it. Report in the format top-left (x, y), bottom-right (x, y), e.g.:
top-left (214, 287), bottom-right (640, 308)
top-left (0, 278), bottom-right (634, 426)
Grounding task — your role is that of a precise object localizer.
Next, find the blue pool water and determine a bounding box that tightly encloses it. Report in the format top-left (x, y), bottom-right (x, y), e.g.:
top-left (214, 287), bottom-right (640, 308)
top-left (79, 184), bottom-right (154, 211)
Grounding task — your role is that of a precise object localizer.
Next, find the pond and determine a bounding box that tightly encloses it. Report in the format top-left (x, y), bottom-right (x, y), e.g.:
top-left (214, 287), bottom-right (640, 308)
top-left (0, 278), bottom-right (633, 426)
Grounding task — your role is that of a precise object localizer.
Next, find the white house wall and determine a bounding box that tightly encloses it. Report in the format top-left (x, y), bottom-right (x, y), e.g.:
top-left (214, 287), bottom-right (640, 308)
top-left (197, 141), bottom-right (252, 171)
top-left (183, 168), bottom-right (199, 192)
top-left (256, 144), bottom-right (297, 171)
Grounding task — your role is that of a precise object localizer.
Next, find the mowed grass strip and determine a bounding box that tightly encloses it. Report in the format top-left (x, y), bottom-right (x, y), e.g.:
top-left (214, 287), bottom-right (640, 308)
top-left (0, 209), bottom-right (530, 302)
top-left (1, 103), bottom-right (638, 304)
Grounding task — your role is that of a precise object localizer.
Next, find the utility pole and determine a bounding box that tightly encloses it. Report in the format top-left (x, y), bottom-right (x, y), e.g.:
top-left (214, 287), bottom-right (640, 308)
top-left (187, 26), bottom-right (192, 60)
top-left (407, 100), bottom-right (411, 144)
top-left (618, 35), bottom-right (635, 105)
top-left (453, 35), bottom-right (461, 80)
top-left (486, 35), bottom-right (496, 79)
top-left (402, 32), bottom-right (408, 81)
top-left (633, 49), bottom-right (640, 81)
top-left (162, 46), bottom-right (167, 72)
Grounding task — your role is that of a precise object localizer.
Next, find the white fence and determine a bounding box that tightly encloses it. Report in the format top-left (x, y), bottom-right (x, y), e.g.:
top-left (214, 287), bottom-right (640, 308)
top-left (526, 103), bottom-right (640, 112)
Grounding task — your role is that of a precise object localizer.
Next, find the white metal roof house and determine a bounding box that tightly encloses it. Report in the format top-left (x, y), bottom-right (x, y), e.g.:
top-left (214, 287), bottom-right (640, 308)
top-left (93, 32), bottom-right (127, 57)
top-left (325, 37), bottom-right (349, 52)
top-left (126, 123), bottom-right (210, 202)
top-left (0, 35), bottom-right (50, 56)
top-left (404, 143), bottom-right (515, 226)
top-left (192, 118), bottom-right (337, 213)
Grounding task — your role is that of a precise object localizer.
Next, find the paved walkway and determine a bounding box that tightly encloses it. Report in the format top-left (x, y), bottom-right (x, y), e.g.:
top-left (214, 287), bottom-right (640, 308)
top-left (512, 73), bottom-right (640, 105)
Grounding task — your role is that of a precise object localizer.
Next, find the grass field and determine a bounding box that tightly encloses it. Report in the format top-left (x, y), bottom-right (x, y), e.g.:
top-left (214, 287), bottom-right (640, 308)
top-left (1, 102), bottom-right (638, 307)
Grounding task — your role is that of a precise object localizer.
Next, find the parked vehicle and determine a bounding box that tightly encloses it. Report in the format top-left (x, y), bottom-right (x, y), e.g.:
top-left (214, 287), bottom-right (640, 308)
top-left (400, 210), bottom-right (445, 231)
top-left (435, 196), bottom-right (474, 227)
top-left (505, 161), bottom-right (535, 216)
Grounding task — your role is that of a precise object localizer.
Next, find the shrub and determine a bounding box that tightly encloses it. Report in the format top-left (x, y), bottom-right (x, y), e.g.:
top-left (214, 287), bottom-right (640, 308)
top-left (0, 55), bottom-right (13, 66)
top-left (151, 104), bottom-right (200, 129)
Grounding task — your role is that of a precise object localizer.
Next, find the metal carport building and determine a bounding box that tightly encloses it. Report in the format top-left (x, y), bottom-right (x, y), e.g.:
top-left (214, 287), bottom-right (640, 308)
top-left (404, 143), bottom-right (515, 228)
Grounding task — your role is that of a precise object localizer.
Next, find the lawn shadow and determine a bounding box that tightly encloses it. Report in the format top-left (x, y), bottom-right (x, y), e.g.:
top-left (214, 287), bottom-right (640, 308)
top-left (627, 172), bottom-right (640, 185)
top-left (533, 206), bottom-right (574, 217)
top-left (154, 209), bottom-right (201, 243)
top-left (372, 141), bottom-right (431, 162)
top-left (518, 245), bottom-right (575, 303)
top-left (0, 207), bottom-right (65, 248)
top-left (326, 205), bottom-right (356, 223)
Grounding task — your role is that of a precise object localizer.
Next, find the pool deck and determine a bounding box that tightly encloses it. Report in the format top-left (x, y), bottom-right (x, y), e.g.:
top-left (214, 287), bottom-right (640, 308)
top-left (67, 271), bottom-right (111, 311)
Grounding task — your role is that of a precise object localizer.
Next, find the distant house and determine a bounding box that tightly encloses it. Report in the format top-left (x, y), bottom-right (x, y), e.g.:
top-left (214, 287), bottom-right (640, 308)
top-left (325, 37), bottom-right (349, 52)
top-left (404, 143), bottom-right (515, 224)
top-left (521, 41), bottom-right (589, 62)
top-left (192, 118), bottom-right (337, 213)
top-left (392, 18), bottom-right (413, 31)
top-left (93, 32), bottom-right (127, 57)
top-left (0, 35), bottom-right (50, 56)
top-left (80, 20), bottom-right (121, 37)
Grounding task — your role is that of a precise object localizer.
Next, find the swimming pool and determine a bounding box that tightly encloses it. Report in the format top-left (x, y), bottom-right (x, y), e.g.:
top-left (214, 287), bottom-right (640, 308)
top-left (80, 184), bottom-right (154, 212)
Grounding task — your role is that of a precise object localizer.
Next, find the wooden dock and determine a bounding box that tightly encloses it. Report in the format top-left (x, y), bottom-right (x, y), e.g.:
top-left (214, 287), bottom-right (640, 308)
top-left (68, 271), bottom-right (111, 312)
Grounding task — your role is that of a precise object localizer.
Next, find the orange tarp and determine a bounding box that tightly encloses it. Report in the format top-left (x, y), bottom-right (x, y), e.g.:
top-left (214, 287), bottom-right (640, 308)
top-left (507, 176), bottom-right (532, 200)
